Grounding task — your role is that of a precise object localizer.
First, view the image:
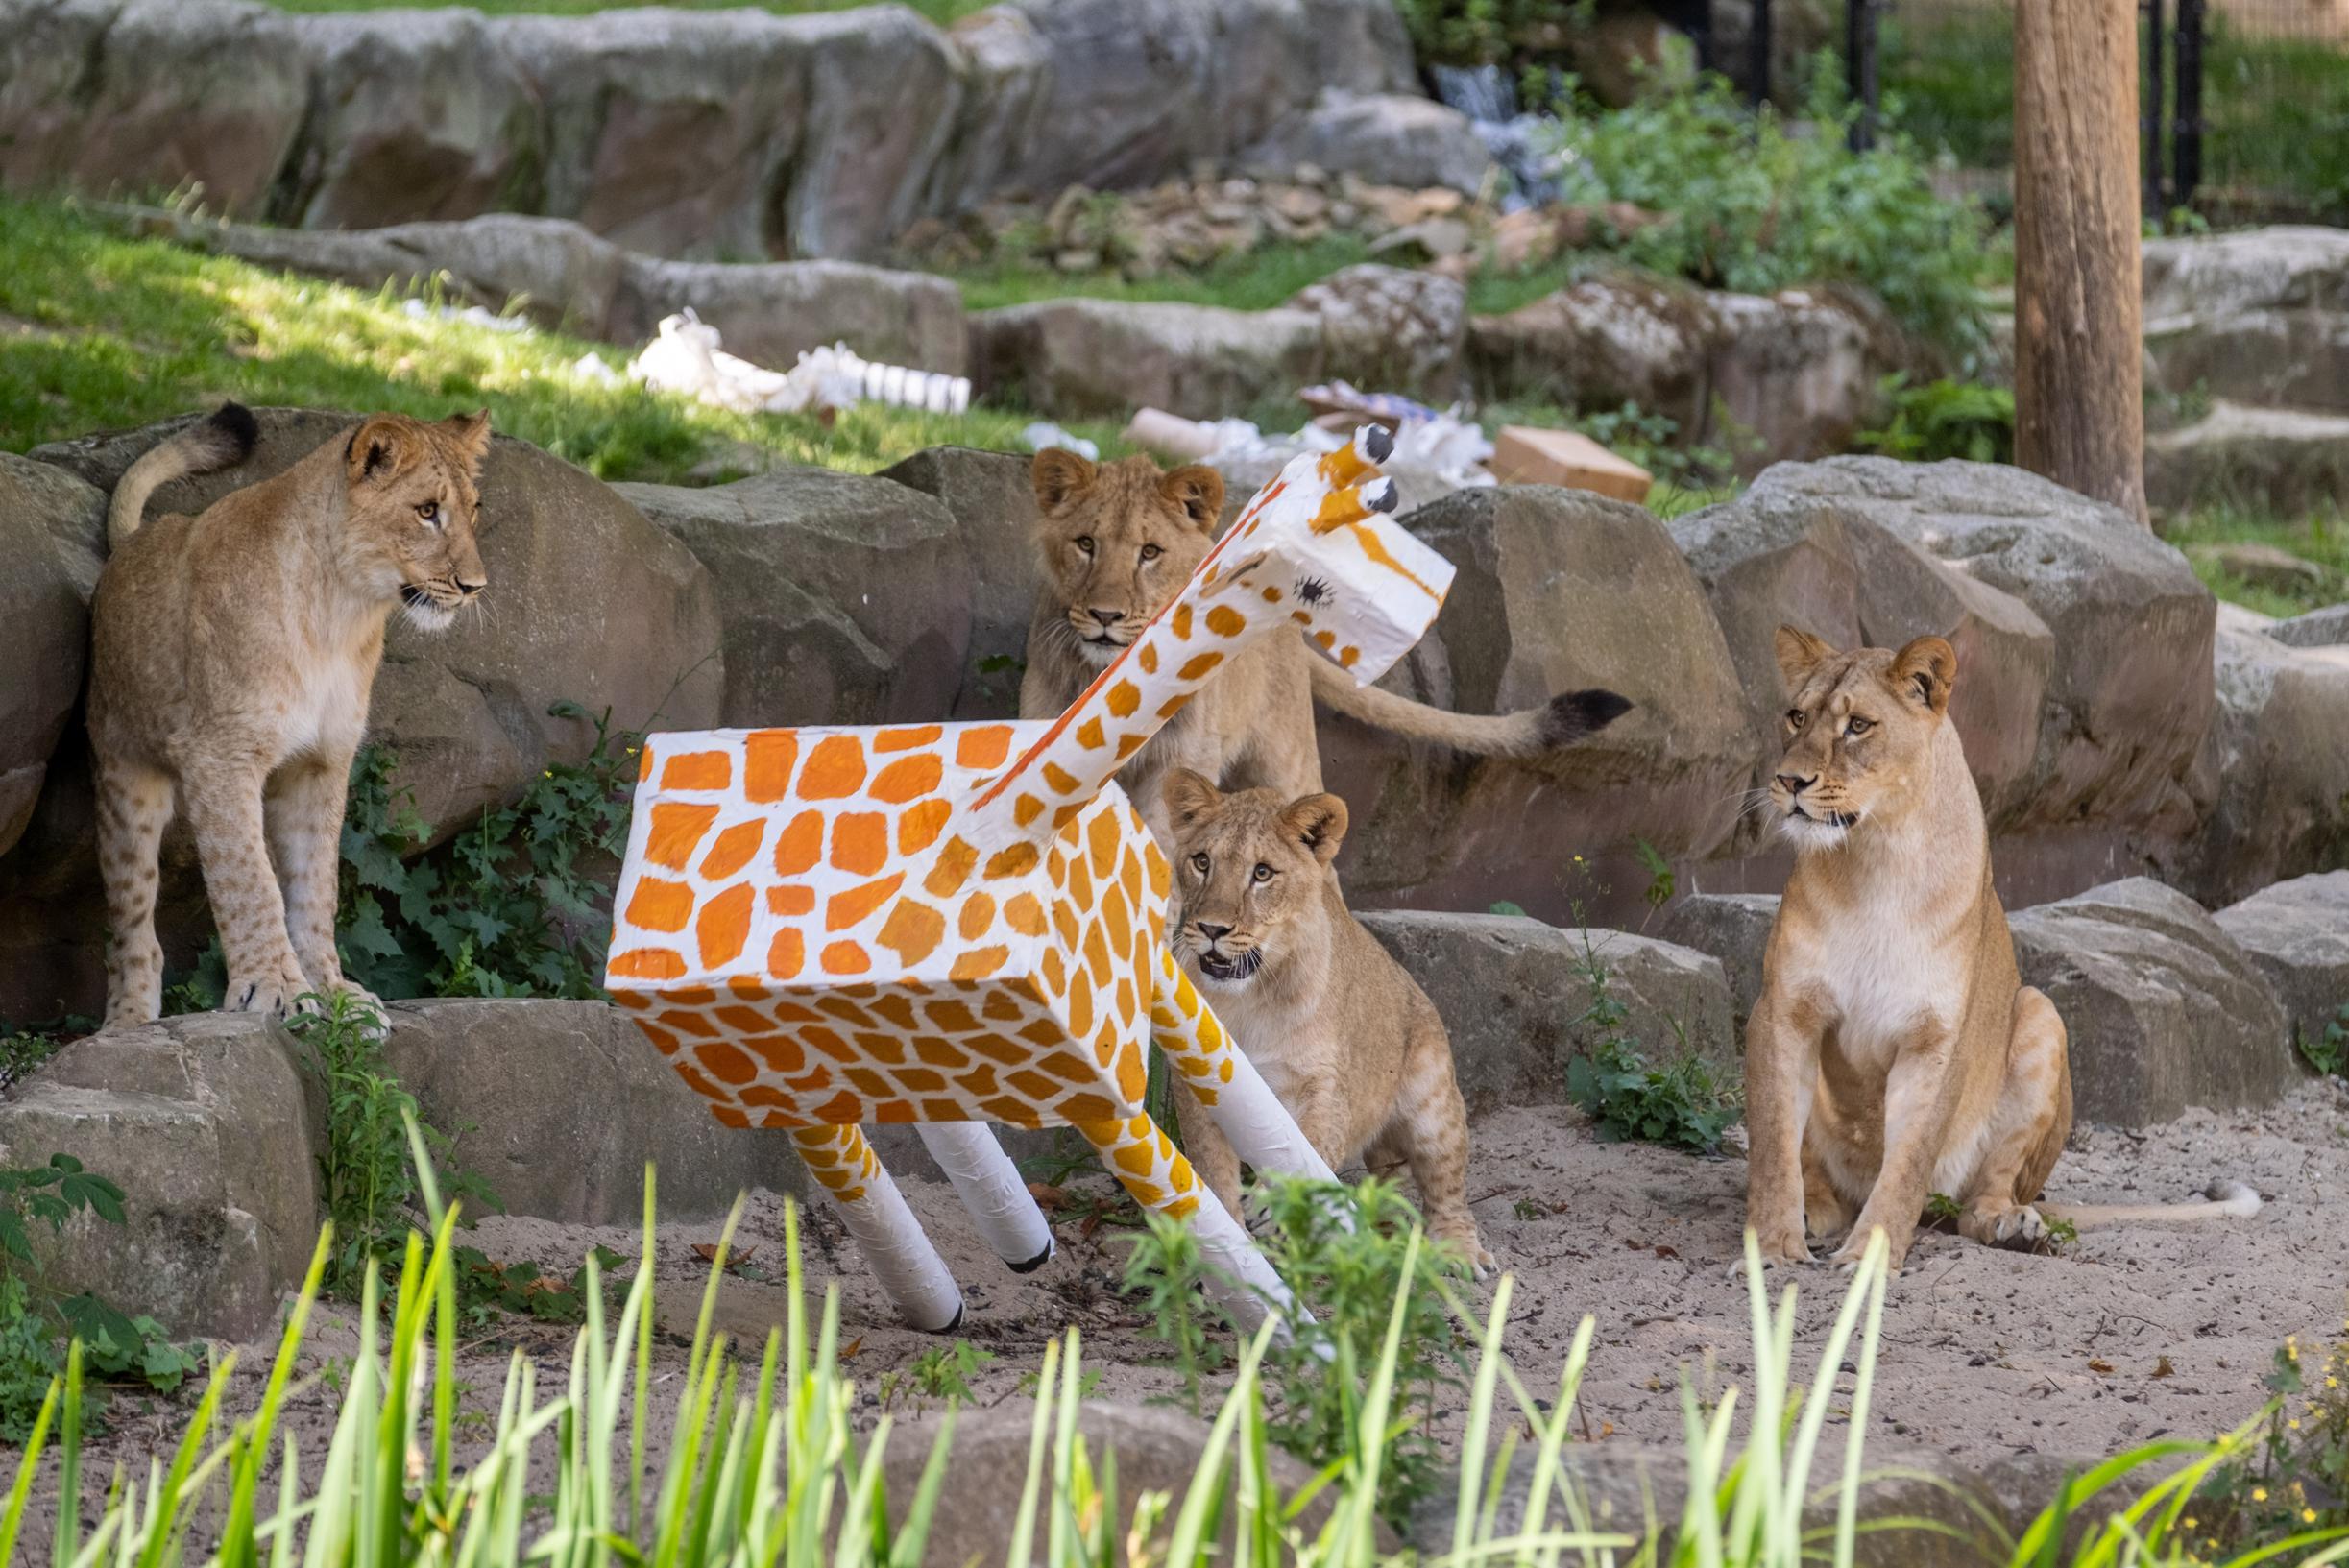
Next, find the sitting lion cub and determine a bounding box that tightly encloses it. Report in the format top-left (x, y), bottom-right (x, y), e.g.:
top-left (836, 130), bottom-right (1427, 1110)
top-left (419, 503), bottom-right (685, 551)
top-left (91, 403), bottom-right (491, 1027)
top-left (1747, 627), bottom-right (2261, 1271)
top-left (1162, 769), bottom-right (1492, 1274)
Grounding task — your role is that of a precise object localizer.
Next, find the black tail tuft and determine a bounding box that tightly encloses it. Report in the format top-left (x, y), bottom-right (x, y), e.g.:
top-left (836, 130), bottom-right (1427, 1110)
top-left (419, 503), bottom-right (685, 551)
top-left (209, 400), bottom-right (260, 462)
top-left (1539, 688), bottom-right (1634, 747)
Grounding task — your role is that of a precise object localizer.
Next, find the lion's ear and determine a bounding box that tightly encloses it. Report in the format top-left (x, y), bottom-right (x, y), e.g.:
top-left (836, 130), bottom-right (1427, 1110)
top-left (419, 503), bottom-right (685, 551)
top-left (1890, 636), bottom-right (1957, 715)
top-left (1773, 625), bottom-right (1835, 691)
top-left (347, 416), bottom-right (422, 486)
top-left (1162, 769), bottom-right (1223, 833)
top-left (443, 408), bottom-right (492, 469)
top-left (1159, 465), bottom-right (1224, 533)
top-left (1031, 448), bottom-right (1097, 514)
top-left (1278, 792), bottom-right (1348, 866)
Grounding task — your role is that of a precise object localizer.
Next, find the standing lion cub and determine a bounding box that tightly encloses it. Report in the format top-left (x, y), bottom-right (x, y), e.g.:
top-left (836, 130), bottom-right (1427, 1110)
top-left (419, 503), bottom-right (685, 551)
top-left (90, 403), bottom-right (490, 1027)
top-left (1162, 769), bottom-right (1492, 1274)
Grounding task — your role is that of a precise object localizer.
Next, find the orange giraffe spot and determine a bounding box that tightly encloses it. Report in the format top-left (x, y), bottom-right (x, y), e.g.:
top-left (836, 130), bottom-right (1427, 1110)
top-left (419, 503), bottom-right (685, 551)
top-left (624, 878), bottom-right (694, 933)
top-left (710, 1103), bottom-right (751, 1129)
top-left (1115, 1042), bottom-right (1148, 1103)
top-left (745, 733), bottom-right (798, 802)
top-left (1013, 795), bottom-right (1045, 829)
top-left (1172, 604), bottom-right (1193, 639)
top-left (1076, 717), bottom-right (1106, 749)
top-left (745, 1035), bottom-right (807, 1073)
top-left (925, 999), bottom-right (981, 1031)
top-left (696, 884), bottom-right (754, 969)
top-left (1052, 899), bottom-right (1079, 948)
top-left (634, 1022), bottom-right (678, 1054)
top-left (774, 810), bottom-right (824, 875)
top-left (876, 898), bottom-right (947, 965)
top-left (1018, 1018), bottom-right (1062, 1048)
top-left (981, 1096), bottom-right (1044, 1129)
top-left (645, 802), bottom-right (719, 871)
top-left (695, 1040), bottom-right (757, 1086)
top-left (873, 754), bottom-right (943, 803)
top-left (958, 891), bottom-right (997, 940)
top-left (699, 821), bottom-right (764, 880)
top-left (1341, 644), bottom-right (1361, 667)
top-left (899, 798), bottom-right (951, 854)
top-left (820, 941), bottom-right (872, 975)
top-left (1177, 652), bottom-right (1223, 681)
top-left (875, 1101), bottom-right (918, 1124)
top-left (1040, 946), bottom-right (1067, 992)
top-left (766, 929), bottom-right (806, 979)
top-left (798, 736), bottom-right (868, 799)
top-left (1115, 733), bottom-right (1148, 760)
top-left (812, 1090), bottom-right (864, 1124)
top-left (1041, 761), bottom-right (1080, 794)
top-left (1060, 1093), bottom-right (1118, 1122)
top-left (912, 1036), bottom-right (969, 1067)
top-left (1157, 694), bottom-right (1194, 721)
top-left (827, 872), bottom-right (906, 931)
top-left (950, 946), bottom-right (1009, 980)
top-left (855, 1031), bottom-right (905, 1063)
top-left (1205, 605), bottom-right (1246, 637)
top-left (957, 725), bottom-right (1013, 768)
top-left (805, 1025), bottom-right (857, 1061)
top-left (831, 812), bottom-right (888, 875)
top-left (1007, 1070), bottom-right (1057, 1101)
top-left (984, 843), bottom-right (1040, 879)
top-left (1314, 628), bottom-right (1337, 651)
top-left (1064, 851), bottom-right (1094, 910)
top-left (876, 725), bottom-right (942, 753)
top-left (767, 885), bottom-right (814, 917)
top-left (1260, 585), bottom-right (1283, 602)
top-left (897, 1067), bottom-right (947, 1093)
top-left (638, 749), bottom-right (652, 782)
top-left (662, 751), bottom-right (731, 790)
top-left (1087, 810), bottom-right (1121, 876)
top-left (611, 947), bottom-right (687, 980)
top-left (927, 836), bottom-right (979, 897)
top-left (870, 993), bottom-right (918, 1029)
top-left (613, 988), bottom-right (652, 1009)
top-left (1005, 893), bottom-right (1047, 936)
top-left (1085, 922), bottom-right (1114, 984)
top-left (1052, 803), bottom-right (1085, 831)
top-left (1139, 644), bottom-right (1159, 674)
top-left (845, 1068), bottom-right (892, 1098)
top-left (1067, 977), bottom-right (1094, 1038)
top-left (1145, 841), bottom-right (1171, 898)
top-left (1106, 680), bottom-right (1140, 717)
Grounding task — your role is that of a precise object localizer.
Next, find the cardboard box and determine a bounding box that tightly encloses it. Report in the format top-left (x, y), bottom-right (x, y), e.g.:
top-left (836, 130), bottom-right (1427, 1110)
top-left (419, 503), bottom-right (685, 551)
top-left (1489, 425), bottom-right (1653, 504)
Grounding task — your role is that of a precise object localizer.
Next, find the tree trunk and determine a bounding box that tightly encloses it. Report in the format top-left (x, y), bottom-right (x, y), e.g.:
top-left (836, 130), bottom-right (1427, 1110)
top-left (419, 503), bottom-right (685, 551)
top-left (2013, 0), bottom-right (2148, 525)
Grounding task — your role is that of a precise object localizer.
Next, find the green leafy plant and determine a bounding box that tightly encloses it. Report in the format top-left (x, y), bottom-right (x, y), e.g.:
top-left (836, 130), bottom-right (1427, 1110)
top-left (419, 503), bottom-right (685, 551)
top-left (1562, 932), bottom-right (1740, 1153)
top-left (1855, 374), bottom-right (2015, 464)
top-left (451, 1244), bottom-right (627, 1327)
top-left (908, 1340), bottom-right (996, 1405)
top-left (2300, 1003), bottom-right (2349, 1079)
top-left (1631, 834), bottom-right (1676, 912)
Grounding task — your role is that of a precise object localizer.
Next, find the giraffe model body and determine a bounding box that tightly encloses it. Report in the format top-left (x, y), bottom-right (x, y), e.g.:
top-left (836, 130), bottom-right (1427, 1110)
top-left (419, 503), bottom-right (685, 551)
top-left (605, 429), bottom-right (1454, 1328)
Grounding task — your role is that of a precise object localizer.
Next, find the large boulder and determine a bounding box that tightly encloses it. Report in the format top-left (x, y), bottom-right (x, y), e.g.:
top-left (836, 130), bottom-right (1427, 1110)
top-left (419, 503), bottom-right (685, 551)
top-left (0, 0), bottom-right (308, 218)
top-left (1239, 89), bottom-right (1494, 194)
top-left (276, 10), bottom-right (541, 230)
top-left (1656, 891), bottom-right (1780, 1029)
top-left (2214, 873), bottom-right (2349, 1055)
top-left (878, 445), bottom-right (1042, 719)
top-left (616, 469), bottom-right (972, 729)
top-left (2143, 227), bottom-right (2349, 413)
top-left (2145, 401), bottom-right (2349, 514)
top-left (1285, 263), bottom-right (1467, 402)
top-left (31, 408), bottom-right (726, 843)
top-left (1702, 460), bottom-right (2216, 846)
top-left (1325, 486), bottom-right (1756, 921)
top-left (2270, 604), bottom-right (2349, 648)
top-left (2175, 630), bottom-right (2349, 906)
top-left (969, 298), bottom-right (1326, 420)
top-left (0, 1014), bottom-right (321, 1339)
top-left (1358, 912), bottom-right (1737, 1114)
top-left (2009, 878), bottom-right (2298, 1127)
top-left (1466, 276), bottom-right (1711, 433)
top-left (382, 999), bottom-right (810, 1225)
top-left (614, 255), bottom-right (967, 374)
top-left (0, 456), bottom-right (99, 857)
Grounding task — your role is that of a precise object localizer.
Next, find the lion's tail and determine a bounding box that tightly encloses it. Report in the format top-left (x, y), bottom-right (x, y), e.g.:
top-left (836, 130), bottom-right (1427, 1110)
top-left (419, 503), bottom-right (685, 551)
top-left (107, 401), bottom-right (259, 547)
top-left (2042, 1179), bottom-right (2264, 1230)
top-left (1307, 656), bottom-right (1632, 759)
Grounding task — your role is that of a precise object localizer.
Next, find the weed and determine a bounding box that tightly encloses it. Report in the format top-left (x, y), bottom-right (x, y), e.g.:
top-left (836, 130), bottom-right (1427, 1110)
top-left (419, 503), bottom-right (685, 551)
top-left (1562, 931), bottom-right (1741, 1153)
top-left (1513, 1196), bottom-right (1545, 1221)
top-left (1121, 1211), bottom-right (1228, 1415)
top-left (2042, 1214), bottom-right (2079, 1250)
top-left (909, 1340), bottom-right (995, 1403)
top-left (452, 1246), bottom-right (627, 1327)
top-left (1925, 1192), bottom-right (1966, 1226)
top-left (2299, 1003), bottom-right (2349, 1079)
top-left (1630, 835), bottom-right (1675, 913)
top-left (2200, 1331), bottom-right (2349, 1551)
top-left (0, 1017), bottom-right (84, 1094)
top-left (1854, 374), bottom-right (2015, 464)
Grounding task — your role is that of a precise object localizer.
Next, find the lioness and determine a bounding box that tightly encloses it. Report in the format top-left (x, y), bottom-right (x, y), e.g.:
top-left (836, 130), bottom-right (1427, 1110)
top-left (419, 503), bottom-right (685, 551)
top-left (1023, 449), bottom-right (1631, 847)
top-left (91, 403), bottom-right (491, 1027)
top-left (1163, 768), bottom-right (1492, 1275)
top-left (1746, 627), bottom-right (2260, 1271)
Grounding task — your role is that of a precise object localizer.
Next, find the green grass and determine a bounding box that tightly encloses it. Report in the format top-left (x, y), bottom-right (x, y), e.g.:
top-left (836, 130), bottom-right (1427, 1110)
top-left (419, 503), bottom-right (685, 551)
top-left (2165, 501), bottom-right (2349, 618)
top-left (0, 197), bottom-right (1110, 484)
top-left (262, 0), bottom-right (990, 20)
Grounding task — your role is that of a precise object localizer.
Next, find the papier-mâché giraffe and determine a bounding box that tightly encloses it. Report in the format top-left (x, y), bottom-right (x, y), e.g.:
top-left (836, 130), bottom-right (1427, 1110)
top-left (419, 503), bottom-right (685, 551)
top-left (605, 426), bottom-right (1456, 1330)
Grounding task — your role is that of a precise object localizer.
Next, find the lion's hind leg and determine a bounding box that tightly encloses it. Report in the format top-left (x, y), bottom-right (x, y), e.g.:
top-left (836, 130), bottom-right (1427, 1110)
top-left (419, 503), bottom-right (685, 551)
top-left (1957, 986), bottom-right (2071, 1250)
top-left (96, 751), bottom-right (175, 1030)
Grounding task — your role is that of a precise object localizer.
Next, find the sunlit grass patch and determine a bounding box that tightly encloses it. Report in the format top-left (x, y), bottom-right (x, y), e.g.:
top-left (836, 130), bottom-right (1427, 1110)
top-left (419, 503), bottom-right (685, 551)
top-left (2164, 500), bottom-right (2349, 618)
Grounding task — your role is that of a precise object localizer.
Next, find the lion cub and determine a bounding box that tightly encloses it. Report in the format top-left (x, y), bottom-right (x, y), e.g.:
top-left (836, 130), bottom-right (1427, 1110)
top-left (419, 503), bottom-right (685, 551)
top-left (90, 403), bottom-right (490, 1027)
top-left (1163, 769), bottom-right (1492, 1274)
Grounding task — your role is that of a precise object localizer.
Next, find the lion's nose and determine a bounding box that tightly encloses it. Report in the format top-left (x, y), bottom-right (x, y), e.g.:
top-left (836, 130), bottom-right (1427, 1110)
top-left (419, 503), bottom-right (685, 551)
top-left (1775, 773), bottom-right (1815, 796)
top-left (458, 575), bottom-right (487, 596)
top-left (1089, 608), bottom-right (1124, 627)
top-left (1195, 922), bottom-right (1232, 942)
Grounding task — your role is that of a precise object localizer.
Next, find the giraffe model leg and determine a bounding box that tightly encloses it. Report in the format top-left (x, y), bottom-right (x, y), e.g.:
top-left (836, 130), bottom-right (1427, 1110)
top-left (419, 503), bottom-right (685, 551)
top-left (1068, 1113), bottom-right (1298, 1329)
top-left (916, 1122), bottom-right (1056, 1271)
top-left (787, 1124), bottom-right (964, 1332)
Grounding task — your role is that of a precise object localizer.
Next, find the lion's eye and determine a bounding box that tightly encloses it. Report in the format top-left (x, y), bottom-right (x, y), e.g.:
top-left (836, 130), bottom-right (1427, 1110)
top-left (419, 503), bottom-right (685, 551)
top-left (1140, 543), bottom-right (1162, 563)
top-left (1846, 716), bottom-right (1873, 737)
top-left (1785, 710), bottom-right (1805, 729)
top-left (1074, 536), bottom-right (1096, 556)
top-left (417, 501), bottom-right (441, 527)
top-left (1251, 863), bottom-right (1273, 883)
top-left (1190, 853), bottom-right (1209, 875)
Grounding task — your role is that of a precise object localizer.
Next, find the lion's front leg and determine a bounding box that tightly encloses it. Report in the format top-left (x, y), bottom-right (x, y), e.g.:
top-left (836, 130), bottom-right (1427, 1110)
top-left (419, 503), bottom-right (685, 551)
top-left (1744, 992), bottom-right (1823, 1267)
top-left (1959, 986), bottom-right (2071, 1250)
top-left (1832, 1026), bottom-right (1961, 1271)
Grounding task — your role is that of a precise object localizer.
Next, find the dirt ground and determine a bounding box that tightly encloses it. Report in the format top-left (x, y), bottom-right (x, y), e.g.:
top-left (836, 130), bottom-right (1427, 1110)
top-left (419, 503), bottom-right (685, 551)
top-left (40, 1077), bottom-right (2349, 1532)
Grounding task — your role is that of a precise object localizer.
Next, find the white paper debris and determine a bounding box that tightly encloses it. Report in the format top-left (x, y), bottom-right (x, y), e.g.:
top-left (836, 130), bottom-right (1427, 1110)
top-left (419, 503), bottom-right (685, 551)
top-left (1020, 422), bottom-right (1099, 459)
top-left (624, 311), bottom-right (973, 418)
top-left (402, 297), bottom-right (533, 334)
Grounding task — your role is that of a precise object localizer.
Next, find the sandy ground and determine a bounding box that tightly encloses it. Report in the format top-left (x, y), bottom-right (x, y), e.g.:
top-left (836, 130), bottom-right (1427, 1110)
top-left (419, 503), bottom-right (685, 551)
top-left (31, 1079), bottom-right (2349, 1535)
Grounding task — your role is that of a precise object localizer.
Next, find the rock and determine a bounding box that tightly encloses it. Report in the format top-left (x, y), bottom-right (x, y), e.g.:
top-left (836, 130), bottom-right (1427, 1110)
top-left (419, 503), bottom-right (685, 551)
top-left (2009, 878), bottom-right (2297, 1127)
top-left (381, 999), bottom-right (809, 1224)
top-left (277, 10), bottom-right (540, 229)
top-left (878, 446), bottom-right (1042, 718)
top-left (2143, 227), bottom-right (2349, 413)
top-left (2145, 401), bottom-right (2349, 515)
top-left (774, 8), bottom-right (965, 262)
top-left (1359, 912), bottom-right (1738, 1115)
top-left (616, 469), bottom-right (971, 729)
top-left (1722, 460), bottom-right (2216, 842)
top-left (1367, 214), bottom-right (1473, 261)
top-left (1670, 481), bottom-right (2055, 839)
top-left (1466, 276), bottom-right (1711, 433)
top-left (1285, 263), bottom-right (1467, 401)
top-left (0, 0), bottom-right (308, 218)
top-left (0, 457), bottom-right (99, 857)
top-left (2270, 603), bottom-right (2349, 647)
top-left (1323, 486), bottom-right (1756, 919)
top-left (995, 0), bottom-right (1415, 194)
top-left (1239, 90), bottom-right (1495, 195)
top-left (2174, 630), bottom-right (2349, 906)
top-left (614, 255), bottom-right (967, 375)
top-left (32, 408), bottom-right (726, 844)
top-left (0, 1014), bottom-right (321, 1339)
top-left (1657, 892), bottom-right (1780, 1029)
top-left (2192, 541), bottom-right (2334, 594)
top-left (919, 6), bottom-right (1052, 215)
top-left (2214, 873), bottom-right (2349, 1056)
top-left (968, 298), bottom-right (1325, 419)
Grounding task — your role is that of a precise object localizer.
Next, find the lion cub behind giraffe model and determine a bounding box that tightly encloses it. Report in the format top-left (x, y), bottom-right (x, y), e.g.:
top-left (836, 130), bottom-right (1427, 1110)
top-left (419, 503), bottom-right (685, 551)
top-left (1162, 769), bottom-right (1505, 1276)
top-left (90, 403), bottom-right (491, 1028)
top-left (1744, 626), bottom-right (2264, 1272)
